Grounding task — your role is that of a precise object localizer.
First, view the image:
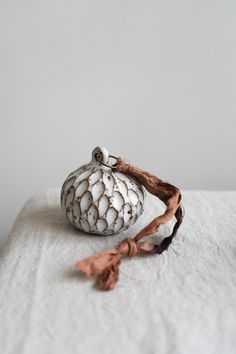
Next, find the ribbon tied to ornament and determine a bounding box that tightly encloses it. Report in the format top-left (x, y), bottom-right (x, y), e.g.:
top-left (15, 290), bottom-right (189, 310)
top-left (75, 157), bottom-right (184, 291)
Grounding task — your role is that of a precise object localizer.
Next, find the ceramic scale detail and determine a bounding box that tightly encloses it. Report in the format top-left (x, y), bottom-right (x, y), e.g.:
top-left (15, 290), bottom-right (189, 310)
top-left (61, 147), bottom-right (146, 235)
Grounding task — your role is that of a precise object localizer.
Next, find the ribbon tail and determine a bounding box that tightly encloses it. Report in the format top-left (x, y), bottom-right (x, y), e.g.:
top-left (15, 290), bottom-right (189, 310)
top-left (98, 261), bottom-right (121, 290)
top-left (75, 248), bottom-right (119, 277)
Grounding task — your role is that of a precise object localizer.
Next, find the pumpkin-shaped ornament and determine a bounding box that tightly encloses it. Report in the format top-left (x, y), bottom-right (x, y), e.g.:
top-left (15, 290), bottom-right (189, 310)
top-left (61, 146), bottom-right (145, 235)
top-left (61, 146), bottom-right (184, 291)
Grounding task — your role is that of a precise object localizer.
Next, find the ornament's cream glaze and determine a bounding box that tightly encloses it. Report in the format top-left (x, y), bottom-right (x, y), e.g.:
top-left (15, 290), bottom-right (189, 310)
top-left (61, 146), bottom-right (145, 235)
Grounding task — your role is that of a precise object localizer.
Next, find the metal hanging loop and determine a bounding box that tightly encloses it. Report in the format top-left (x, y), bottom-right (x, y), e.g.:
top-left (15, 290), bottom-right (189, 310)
top-left (95, 154), bottom-right (118, 169)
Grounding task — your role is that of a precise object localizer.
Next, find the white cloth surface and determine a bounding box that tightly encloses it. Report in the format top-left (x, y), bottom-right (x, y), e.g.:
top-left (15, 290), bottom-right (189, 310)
top-left (0, 189), bottom-right (236, 354)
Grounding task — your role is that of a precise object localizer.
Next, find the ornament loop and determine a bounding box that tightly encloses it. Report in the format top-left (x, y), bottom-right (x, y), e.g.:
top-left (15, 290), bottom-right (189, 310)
top-left (95, 154), bottom-right (118, 169)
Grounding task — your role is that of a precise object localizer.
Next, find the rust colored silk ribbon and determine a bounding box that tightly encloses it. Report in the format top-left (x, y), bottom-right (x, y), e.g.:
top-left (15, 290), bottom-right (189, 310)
top-left (75, 157), bottom-right (184, 290)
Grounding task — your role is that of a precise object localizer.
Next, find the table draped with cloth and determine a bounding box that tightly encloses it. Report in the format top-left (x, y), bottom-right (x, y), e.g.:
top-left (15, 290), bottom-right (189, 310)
top-left (0, 188), bottom-right (236, 354)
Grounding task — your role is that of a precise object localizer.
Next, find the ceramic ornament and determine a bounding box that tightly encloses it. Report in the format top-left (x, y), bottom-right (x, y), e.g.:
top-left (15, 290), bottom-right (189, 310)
top-left (61, 146), bottom-right (145, 235)
top-left (61, 147), bottom-right (184, 290)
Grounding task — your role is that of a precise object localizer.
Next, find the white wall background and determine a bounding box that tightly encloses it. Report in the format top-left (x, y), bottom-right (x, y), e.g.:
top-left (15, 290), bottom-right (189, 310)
top-left (1, 0), bottom-right (236, 246)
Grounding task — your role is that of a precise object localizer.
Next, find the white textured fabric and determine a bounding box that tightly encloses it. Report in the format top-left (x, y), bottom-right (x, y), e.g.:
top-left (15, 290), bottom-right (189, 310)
top-left (0, 189), bottom-right (236, 354)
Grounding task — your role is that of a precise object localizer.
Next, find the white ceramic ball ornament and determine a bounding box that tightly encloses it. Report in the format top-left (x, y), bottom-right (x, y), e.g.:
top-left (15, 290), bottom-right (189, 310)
top-left (61, 146), bottom-right (146, 235)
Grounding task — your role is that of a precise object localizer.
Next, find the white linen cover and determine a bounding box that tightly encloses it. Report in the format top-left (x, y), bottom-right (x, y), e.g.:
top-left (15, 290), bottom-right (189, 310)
top-left (0, 189), bottom-right (236, 354)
